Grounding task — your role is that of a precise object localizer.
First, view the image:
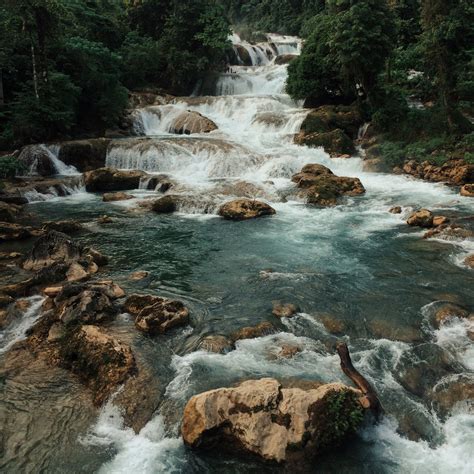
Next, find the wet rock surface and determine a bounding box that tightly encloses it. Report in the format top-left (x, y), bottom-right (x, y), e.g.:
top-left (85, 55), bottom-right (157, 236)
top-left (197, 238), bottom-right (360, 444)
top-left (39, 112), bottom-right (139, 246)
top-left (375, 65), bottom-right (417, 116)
top-left (181, 378), bottom-right (366, 463)
top-left (292, 163), bottom-right (365, 206)
top-left (169, 110), bottom-right (218, 135)
top-left (218, 199), bottom-right (276, 220)
top-left (84, 167), bottom-right (146, 192)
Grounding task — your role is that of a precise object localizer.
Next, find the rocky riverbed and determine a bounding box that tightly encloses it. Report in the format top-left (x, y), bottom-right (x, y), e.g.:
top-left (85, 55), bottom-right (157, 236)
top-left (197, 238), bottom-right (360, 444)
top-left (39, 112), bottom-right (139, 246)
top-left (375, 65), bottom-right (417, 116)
top-left (0, 32), bottom-right (473, 474)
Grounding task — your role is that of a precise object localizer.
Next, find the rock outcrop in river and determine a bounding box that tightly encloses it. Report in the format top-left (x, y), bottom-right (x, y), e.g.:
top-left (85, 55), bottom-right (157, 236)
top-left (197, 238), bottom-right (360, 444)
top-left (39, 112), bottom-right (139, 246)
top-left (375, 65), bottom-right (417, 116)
top-left (292, 163), bottom-right (365, 206)
top-left (182, 378), bottom-right (366, 463)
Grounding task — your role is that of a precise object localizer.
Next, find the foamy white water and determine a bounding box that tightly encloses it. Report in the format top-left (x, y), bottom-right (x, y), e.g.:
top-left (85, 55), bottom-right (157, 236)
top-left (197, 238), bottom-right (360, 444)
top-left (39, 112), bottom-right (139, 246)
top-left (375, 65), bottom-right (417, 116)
top-left (88, 32), bottom-right (474, 473)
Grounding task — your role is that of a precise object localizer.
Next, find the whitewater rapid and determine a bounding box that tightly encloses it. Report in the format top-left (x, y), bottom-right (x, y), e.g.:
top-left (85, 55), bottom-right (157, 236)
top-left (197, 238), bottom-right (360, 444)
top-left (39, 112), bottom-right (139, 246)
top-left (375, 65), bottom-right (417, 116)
top-left (79, 33), bottom-right (474, 473)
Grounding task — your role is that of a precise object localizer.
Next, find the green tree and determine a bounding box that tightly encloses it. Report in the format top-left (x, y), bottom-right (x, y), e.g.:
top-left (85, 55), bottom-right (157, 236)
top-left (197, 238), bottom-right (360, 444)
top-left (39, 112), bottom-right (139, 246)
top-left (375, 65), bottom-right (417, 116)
top-left (420, 0), bottom-right (474, 132)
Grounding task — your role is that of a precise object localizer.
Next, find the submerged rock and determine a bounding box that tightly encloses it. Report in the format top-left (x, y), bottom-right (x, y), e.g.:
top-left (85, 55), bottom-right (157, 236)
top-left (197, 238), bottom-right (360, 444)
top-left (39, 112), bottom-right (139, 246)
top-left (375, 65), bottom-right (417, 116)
top-left (460, 184), bottom-right (474, 197)
top-left (433, 303), bottom-right (471, 328)
top-left (292, 164), bottom-right (365, 206)
top-left (198, 335), bottom-right (234, 354)
top-left (464, 254), bottom-right (474, 269)
top-left (169, 110), bottom-right (218, 135)
top-left (135, 299), bottom-right (190, 335)
top-left (181, 378), bottom-right (366, 463)
top-left (389, 206), bottom-right (402, 214)
top-left (84, 167), bottom-right (146, 192)
top-left (102, 192), bottom-right (134, 202)
top-left (272, 303), bottom-right (298, 318)
top-left (124, 293), bottom-right (190, 335)
top-left (407, 209), bottom-right (433, 228)
top-left (232, 321), bottom-right (275, 341)
top-left (218, 199), bottom-right (276, 220)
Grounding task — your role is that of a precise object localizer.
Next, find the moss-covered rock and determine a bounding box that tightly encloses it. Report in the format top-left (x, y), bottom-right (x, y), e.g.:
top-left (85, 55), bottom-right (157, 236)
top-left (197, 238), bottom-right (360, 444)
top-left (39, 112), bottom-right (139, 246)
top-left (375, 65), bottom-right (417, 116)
top-left (295, 129), bottom-right (355, 156)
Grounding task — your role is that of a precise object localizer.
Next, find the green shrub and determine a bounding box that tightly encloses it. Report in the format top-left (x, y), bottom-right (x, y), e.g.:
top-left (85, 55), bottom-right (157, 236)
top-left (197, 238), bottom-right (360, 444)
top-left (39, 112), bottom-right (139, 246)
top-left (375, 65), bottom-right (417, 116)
top-left (0, 155), bottom-right (26, 179)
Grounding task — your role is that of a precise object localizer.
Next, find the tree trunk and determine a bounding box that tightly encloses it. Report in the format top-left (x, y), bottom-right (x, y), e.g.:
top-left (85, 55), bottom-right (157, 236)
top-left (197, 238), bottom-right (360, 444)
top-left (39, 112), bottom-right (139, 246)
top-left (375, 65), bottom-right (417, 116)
top-left (336, 342), bottom-right (383, 420)
top-left (31, 43), bottom-right (39, 100)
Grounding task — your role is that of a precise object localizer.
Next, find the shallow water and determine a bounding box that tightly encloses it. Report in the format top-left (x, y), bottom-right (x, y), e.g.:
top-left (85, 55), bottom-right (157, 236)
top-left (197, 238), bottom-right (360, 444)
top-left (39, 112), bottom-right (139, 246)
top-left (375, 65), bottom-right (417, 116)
top-left (1, 33), bottom-right (473, 473)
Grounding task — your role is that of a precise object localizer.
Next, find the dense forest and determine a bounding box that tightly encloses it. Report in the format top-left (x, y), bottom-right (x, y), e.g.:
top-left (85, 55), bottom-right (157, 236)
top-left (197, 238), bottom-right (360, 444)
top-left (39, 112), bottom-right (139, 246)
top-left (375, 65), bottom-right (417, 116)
top-left (0, 0), bottom-right (473, 165)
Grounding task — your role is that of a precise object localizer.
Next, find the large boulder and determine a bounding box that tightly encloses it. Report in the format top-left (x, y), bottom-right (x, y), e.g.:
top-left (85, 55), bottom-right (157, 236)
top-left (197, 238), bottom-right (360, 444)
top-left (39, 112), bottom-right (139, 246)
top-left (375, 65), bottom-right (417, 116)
top-left (181, 378), bottom-right (366, 463)
top-left (17, 145), bottom-right (56, 176)
top-left (59, 325), bottom-right (136, 405)
top-left (231, 321), bottom-right (275, 342)
top-left (292, 164), bottom-right (365, 206)
top-left (124, 293), bottom-right (190, 335)
top-left (58, 139), bottom-right (110, 172)
top-left (23, 231), bottom-right (83, 271)
top-left (407, 209), bottom-right (433, 228)
top-left (134, 299), bottom-right (190, 335)
top-left (84, 167), bottom-right (146, 192)
top-left (299, 105), bottom-right (363, 139)
top-left (295, 129), bottom-right (355, 157)
top-left (151, 195), bottom-right (178, 214)
top-left (219, 199), bottom-right (276, 220)
top-left (169, 111), bottom-right (218, 135)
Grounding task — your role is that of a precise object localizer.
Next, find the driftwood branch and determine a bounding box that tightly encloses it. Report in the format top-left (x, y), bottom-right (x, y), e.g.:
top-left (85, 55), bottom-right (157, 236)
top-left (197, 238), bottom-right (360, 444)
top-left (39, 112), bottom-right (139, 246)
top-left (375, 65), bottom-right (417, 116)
top-left (336, 342), bottom-right (383, 420)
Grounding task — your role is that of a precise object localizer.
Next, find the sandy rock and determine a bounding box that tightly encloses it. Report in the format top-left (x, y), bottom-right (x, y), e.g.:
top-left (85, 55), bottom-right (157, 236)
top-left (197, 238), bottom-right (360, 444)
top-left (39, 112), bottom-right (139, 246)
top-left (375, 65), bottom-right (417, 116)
top-left (123, 294), bottom-right (164, 314)
top-left (198, 335), bottom-right (234, 354)
top-left (84, 167), bottom-right (146, 192)
top-left (318, 314), bottom-right (346, 334)
top-left (401, 159), bottom-right (474, 186)
top-left (181, 378), bottom-right (366, 463)
top-left (464, 254), bottom-right (474, 269)
top-left (56, 284), bottom-right (120, 325)
top-left (423, 224), bottom-right (474, 241)
top-left (460, 184), bottom-right (474, 197)
top-left (430, 375), bottom-right (474, 414)
top-left (134, 299), bottom-right (190, 335)
top-left (43, 286), bottom-right (62, 297)
top-left (129, 271), bottom-right (150, 281)
top-left (103, 192), bottom-right (134, 202)
top-left (232, 321), bottom-right (275, 342)
top-left (169, 111), bottom-right (218, 135)
top-left (0, 251), bottom-right (22, 260)
top-left (407, 209), bottom-right (433, 228)
top-left (433, 216), bottom-right (449, 226)
top-left (97, 215), bottom-right (114, 224)
top-left (66, 263), bottom-right (90, 282)
top-left (272, 303), bottom-right (298, 318)
top-left (278, 345), bottom-right (301, 358)
top-left (389, 206), bottom-right (402, 214)
top-left (218, 199), bottom-right (276, 220)
top-left (433, 303), bottom-right (470, 328)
